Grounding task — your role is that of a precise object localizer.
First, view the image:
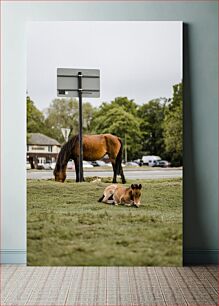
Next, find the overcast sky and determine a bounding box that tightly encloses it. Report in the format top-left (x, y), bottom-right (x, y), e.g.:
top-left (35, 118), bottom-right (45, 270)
top-left (27, 21), bottom-right (182, 111)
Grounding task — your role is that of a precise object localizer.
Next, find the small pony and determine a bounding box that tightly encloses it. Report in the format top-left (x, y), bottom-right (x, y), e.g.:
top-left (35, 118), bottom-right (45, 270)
top-left (98, 184), bottom-right (142, 208)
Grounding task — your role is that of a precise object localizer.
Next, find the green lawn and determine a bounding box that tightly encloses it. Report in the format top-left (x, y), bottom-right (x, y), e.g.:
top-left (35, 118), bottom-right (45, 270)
top-left (27, 178), bottom-right (182, 266)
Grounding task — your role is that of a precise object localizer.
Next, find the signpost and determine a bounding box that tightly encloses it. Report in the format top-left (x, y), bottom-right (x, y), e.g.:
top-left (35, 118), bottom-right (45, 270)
top-left (57, 68), bottom-right (100, 182)
top-left (61, 128), bottom-right (71, 142)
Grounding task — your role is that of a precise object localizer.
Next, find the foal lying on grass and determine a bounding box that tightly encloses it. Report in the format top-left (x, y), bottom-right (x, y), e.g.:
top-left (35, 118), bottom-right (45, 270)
top-left (98, 184), bottom-right (142, 208)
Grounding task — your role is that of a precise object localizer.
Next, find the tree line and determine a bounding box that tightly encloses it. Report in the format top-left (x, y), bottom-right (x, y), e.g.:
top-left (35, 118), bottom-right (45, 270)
top-left (27, 82), bottom-right (182, 165)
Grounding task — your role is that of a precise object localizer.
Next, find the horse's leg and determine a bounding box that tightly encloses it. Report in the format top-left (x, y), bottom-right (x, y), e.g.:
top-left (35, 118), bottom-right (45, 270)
top-left (111, 160), bottom-right (117, 183)
top-left (111, 153), bottom-right (126, 184)
top-left (103, 196), bottom-right (114, 204)
top-left (74, 157), bottom-right (85, 182)
top-left (120, 166), bottom-right (126, 184)
top-left (98, 195), bottom-right (104, 202)
top-left (124, 203), bottom-right (133, 207)
top-left (112, 146), bottom-right (126, 184)
top-left (74, 158), bottom-right (79, 182)
top-left (103, 190), bottom-right (115, 204)
top-left (123, 198), bottom-right (134, 206)
top-left (98, 192), bottom-right (114, 204)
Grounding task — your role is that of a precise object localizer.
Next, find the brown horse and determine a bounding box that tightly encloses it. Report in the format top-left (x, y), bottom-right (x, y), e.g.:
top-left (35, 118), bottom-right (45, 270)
top-left (54, 134), bottom-right (126, 183)
top-left (98, 184), bottom-right (142, 208)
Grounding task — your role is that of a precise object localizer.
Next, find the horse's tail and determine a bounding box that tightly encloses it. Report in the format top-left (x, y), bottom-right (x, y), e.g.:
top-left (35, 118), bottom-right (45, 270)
top-left (115, 137), bottom-right (123, 175)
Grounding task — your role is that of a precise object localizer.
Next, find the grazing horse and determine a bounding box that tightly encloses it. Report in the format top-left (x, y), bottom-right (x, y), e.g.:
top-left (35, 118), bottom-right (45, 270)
top-left (54, 134), bottom-right (126, 183)
top-left (98, 184), bottom-right (142, 208)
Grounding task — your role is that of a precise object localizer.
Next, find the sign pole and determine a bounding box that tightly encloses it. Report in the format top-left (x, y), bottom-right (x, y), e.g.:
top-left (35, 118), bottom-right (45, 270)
top-left (57, 68), bottom-right (100, 183)
top-left (78, 72), bottom-right (84, 182)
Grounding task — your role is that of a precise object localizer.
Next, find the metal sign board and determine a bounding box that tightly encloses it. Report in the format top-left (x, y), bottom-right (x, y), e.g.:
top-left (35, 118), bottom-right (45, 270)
top-left (57, 68), bottom-right (100, 98)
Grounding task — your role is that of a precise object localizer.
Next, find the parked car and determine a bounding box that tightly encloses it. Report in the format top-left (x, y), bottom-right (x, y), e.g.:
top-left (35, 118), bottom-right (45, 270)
top-left (67, 160), bottom-right (75, 170)
top-left (157, 160), bottom-right (171, 168)
top-left (83, 161), bottom-right (94, 168)
top-left (133, 159), bottom-right (143, 166)
top-left (150, 160), bottom-right (160, 167)
top-left (142, 155), bottom-right (161, 166)
top-left (36, 163), bottom-right (45, 170)
top-left (91, 160), bottom-right (106, 167)
top-left (36, 162), bottom-right (52, 170)
top-left (50, 162), bottom-right (56, 170)
top-left (126, 162), bottom-right (139, 167)
top-left (43, 163), bottom-right (52, 170)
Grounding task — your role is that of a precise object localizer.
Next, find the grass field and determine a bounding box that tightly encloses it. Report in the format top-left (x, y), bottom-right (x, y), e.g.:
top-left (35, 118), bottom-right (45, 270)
top-left (27, 177), bottom-right (182, 266)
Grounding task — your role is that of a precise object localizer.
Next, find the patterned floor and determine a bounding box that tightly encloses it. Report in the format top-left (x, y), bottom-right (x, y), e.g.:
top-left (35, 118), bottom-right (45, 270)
top-left (1, 265), bottom-right (218, 305)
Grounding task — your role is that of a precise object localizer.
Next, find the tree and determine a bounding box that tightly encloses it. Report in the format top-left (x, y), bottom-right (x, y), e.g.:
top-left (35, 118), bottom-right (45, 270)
top-left (91, 98), bottom-right (142, 160)
top-left (163, 83), bottom-right (183, 165)
top-left (111, 97), bottom-right (138, 116)
top-left (137, 99), bottom-right (167, 157)
top-left (27, 96), bottom-right (46, 138)
top-left (95, 97), bottom-right (138, 118)
top-left (82, 102), bottom-right (95, 132)
top-left (44, 98), bottom-right (95, 143)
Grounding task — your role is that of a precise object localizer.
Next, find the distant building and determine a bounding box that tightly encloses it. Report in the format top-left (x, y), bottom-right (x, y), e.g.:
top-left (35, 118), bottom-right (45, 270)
top-left (27, 133), bottom-right (61, 168)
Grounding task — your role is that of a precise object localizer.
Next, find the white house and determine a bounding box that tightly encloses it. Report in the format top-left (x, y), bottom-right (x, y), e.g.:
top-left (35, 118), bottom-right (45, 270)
top-left (27, 133), bottom-right (61, 167)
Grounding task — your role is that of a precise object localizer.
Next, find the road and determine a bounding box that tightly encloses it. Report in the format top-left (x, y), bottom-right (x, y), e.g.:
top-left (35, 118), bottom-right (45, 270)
top-left (27, 168), bottom-right (182, 180)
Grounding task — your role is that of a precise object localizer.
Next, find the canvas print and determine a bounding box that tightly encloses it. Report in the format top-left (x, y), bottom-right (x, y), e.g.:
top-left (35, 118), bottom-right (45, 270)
top-left (27, 21), bottom-right (183, 266)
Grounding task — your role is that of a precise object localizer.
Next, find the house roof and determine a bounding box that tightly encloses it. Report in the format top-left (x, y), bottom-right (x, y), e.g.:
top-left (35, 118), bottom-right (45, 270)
top-left (28, 133), bottom-right (61, 146)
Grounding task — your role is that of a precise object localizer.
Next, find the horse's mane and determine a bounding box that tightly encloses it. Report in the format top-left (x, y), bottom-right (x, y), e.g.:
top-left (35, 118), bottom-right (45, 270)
top-left (55, 135), bottom-right (78, 171)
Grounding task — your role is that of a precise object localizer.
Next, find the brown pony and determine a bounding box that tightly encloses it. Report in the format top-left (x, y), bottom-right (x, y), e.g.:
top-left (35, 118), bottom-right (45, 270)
top-left (54, 134), bottom-right (126, 183)
top-left (98, 184), bottom-right (142, 207)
